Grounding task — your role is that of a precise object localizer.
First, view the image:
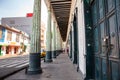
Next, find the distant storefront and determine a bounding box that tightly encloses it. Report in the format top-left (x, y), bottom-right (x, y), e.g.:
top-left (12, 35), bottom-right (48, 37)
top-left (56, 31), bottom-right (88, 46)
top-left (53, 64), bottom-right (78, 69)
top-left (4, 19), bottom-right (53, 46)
top-left (0, 25), bottom-right (30, 56)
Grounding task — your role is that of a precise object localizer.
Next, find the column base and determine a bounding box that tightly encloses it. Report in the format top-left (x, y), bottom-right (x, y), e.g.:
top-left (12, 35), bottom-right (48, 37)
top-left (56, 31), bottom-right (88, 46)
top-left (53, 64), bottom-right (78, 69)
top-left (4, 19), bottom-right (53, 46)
top-left (27, 53), bottom-right (42, 75)
top-left (52, 51), bottom-right (56, 58)
top-left (45, 51), bottom-right (53, 63)
top-left (27, 68), bottom-right (42, 75)
top-left (45, 59), bottom-right (53, 62)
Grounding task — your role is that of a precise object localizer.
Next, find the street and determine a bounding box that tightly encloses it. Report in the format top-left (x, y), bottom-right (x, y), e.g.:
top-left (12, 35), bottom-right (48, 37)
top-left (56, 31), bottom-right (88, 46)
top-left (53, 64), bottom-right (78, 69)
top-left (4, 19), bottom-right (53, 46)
top-left (0, 55), bottom-right (29, 68)
top-left (0, 55), bottom-right (29, 79)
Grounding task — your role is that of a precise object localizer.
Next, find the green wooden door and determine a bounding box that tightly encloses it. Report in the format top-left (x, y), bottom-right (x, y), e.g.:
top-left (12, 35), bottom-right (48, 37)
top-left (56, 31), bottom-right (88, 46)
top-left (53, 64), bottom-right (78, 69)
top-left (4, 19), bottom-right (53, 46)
top-left (92, 0), bottom-right (120, 80)
top-left (73, 8), bottom-right (79, 65)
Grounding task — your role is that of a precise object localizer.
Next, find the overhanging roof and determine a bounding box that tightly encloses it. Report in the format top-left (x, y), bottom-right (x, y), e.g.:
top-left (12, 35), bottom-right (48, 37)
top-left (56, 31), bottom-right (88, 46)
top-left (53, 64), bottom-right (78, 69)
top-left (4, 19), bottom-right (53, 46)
top-left (49, 0), bottom-right (72, 41)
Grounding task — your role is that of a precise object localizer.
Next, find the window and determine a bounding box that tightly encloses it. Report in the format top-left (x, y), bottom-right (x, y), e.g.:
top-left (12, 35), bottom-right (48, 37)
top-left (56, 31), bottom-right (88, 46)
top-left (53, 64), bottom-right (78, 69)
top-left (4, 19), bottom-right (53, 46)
top-left (16, 33), bottom-right (19, 42)
top-left (0, 29), bottom-right (2, 39)
top-left (7, 31), bottom-right (12, 41)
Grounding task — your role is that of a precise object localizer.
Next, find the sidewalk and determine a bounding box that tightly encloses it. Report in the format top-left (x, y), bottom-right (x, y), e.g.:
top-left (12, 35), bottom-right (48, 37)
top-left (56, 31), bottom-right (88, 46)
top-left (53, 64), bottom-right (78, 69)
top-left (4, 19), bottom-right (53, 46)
top-left (5, 53), bottom-right (83, 80)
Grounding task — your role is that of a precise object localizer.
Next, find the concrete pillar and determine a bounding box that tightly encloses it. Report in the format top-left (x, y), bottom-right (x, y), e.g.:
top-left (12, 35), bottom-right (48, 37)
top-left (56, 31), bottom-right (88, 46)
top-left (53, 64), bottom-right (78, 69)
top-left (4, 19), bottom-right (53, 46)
top-left (56, 28), bottom-right (59, 56)
top-left (59, 34), bottom-right (63, 51)
top-left (52, 22), bottom-right (56, 58)
top-left (58, 30), bottom-right (62, 52)
top-left (11, 46), bottom-right (14, 55)
top-left (56, 28), bottom-right (61, 55)
top-left (2, 46), bottom-right (6, 56)
top-left (57, 32), bottom-right (60, 50)
top-left (54, 25), bottom-right (57, 56)
top-left (27, 0), bottom-right (42, 74)
top-left (45, 7), bottom-right (52, 62)
top-left (18, 47), bottom-right (21, 54)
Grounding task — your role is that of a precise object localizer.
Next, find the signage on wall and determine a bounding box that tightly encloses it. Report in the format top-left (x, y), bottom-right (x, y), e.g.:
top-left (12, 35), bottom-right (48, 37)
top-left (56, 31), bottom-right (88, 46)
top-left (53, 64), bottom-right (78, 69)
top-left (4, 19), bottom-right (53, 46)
top-left (10, 42), bottom-right (16, 44)
top-left (26, 13), bottom-right (33, 17)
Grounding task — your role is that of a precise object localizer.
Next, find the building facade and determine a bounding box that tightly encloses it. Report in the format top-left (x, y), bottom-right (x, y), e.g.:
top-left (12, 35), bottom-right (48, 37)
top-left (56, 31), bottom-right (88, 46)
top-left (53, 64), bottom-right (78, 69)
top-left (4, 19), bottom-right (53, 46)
top-left (1, 17), bottom-right (32, 35)
top-left (1, 17), bottom-right (46, 50)
top-left (0, 25), bottom-right (30, 56)
top-left (65, 0), bottom-right (120, 80)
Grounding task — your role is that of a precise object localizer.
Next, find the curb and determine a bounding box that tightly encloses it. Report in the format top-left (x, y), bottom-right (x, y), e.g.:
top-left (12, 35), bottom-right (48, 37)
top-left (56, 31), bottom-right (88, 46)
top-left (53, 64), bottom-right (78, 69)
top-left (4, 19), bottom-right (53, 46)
top-left (0, 65), bottom-right (28, 80)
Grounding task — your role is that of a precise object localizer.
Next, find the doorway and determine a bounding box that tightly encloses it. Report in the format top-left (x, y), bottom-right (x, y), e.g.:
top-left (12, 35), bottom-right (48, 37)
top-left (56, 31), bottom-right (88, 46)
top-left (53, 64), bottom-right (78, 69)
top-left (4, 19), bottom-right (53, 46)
top-left (91, 0), bottom-right (120, 80)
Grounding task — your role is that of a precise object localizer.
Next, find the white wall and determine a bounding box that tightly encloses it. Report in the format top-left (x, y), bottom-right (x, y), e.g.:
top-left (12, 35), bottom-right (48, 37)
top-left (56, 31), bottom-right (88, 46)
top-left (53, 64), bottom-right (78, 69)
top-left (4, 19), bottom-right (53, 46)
top-left (4, 29), bottom-right (7, 43)
top-left (76, 0), bottom-right (86, 78)
top-left (12, 32), bottom-right (16, 42)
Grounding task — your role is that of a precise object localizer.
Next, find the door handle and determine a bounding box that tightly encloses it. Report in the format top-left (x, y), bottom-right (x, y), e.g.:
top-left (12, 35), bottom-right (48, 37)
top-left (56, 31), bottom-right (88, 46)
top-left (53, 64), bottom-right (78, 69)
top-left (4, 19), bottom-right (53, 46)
top-left (103, 36), bottom-right (109, 42)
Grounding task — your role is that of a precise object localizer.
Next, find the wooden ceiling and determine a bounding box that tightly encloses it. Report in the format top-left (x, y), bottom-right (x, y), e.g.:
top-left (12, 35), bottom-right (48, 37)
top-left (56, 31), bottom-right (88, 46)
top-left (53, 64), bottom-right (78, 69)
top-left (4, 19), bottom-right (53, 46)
top-left (50, 0), bottom-right (72, 41)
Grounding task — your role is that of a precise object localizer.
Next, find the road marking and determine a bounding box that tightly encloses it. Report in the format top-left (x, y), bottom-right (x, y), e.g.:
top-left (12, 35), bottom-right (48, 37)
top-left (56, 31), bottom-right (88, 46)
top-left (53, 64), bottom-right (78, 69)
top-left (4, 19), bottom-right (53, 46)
top-left (0, 60), bottom-right (29, 68)
top-left (15, 62), bottom-right (29, 68)
top-left (6, 60), bottom-right (29, 67)
top-left (0, 61), bottom-right (20, 67)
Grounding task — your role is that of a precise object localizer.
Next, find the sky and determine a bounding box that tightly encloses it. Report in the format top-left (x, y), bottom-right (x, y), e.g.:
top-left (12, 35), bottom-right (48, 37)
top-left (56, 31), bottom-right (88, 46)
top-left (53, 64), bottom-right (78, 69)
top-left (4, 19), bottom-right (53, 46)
top-left (0, 0), bottom-right (48, 25)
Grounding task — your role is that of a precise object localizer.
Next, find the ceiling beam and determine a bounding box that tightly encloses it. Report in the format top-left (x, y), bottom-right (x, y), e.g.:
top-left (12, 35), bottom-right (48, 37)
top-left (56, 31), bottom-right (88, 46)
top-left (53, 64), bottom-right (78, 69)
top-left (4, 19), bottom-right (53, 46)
top-left (51, 1), bottom-right (71, 4)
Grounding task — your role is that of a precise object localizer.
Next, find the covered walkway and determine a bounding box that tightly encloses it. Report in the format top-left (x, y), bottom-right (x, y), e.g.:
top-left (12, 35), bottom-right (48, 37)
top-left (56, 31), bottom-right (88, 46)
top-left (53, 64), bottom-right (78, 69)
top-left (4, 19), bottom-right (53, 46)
top-left (5, 53), bottom-right (83, 80)
top-left (15, 0), bottom-right (120, 79)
